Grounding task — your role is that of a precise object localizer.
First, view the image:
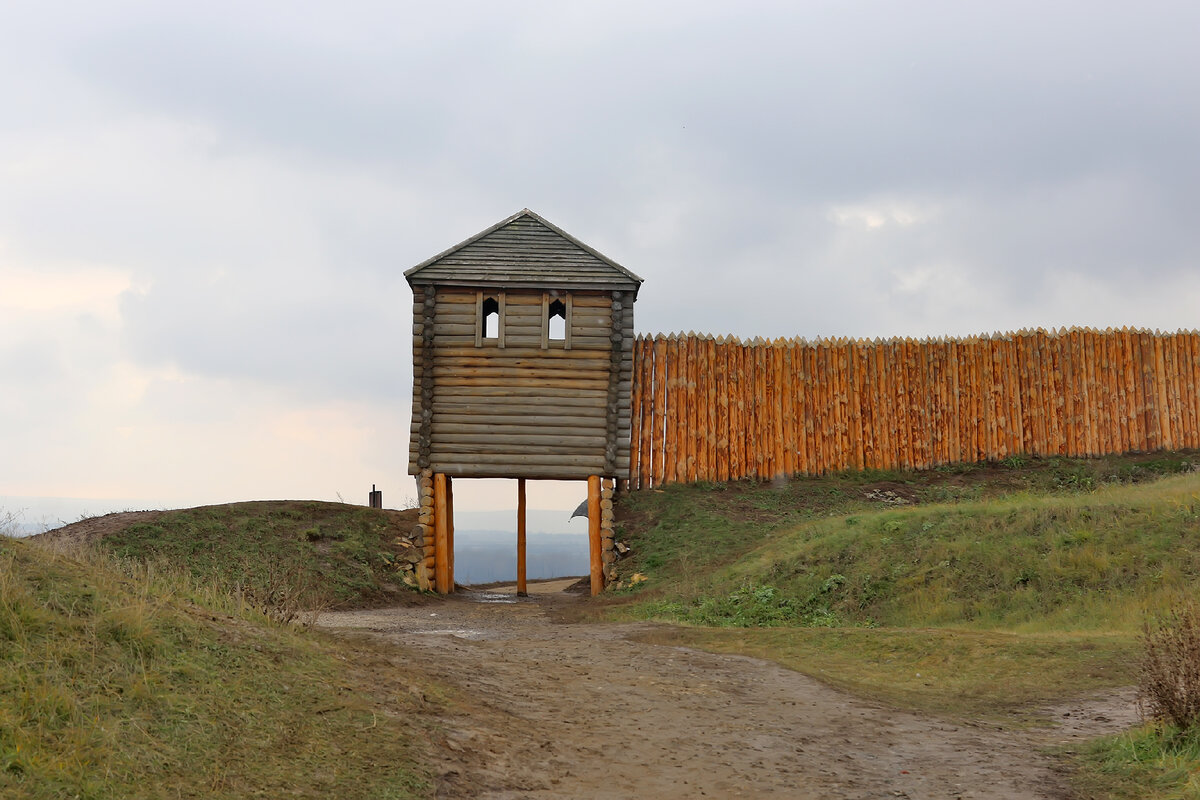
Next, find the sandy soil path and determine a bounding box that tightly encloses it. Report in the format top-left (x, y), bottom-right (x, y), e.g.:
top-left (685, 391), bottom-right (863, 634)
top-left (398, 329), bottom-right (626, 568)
top-left (320, 584), bottom-right (1133, 800)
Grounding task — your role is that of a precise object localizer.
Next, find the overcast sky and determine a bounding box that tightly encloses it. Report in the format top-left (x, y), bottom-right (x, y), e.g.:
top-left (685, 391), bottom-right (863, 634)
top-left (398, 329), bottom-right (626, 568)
top-left (2, 1), bottom-right (1198, 519)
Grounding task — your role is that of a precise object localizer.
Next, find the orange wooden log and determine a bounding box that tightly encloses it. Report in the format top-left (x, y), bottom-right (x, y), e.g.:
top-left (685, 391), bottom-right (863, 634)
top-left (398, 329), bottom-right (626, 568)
top-left (913, 339), bottom-right (930, 470)
top-left (793, 340), bottom-right (809, 475)
top-left (652, 335), bottom-right (667, 486)
top-left (638, 337), bottom-right (654, 489)
top-left (1082, 329), bottom-right (1098, 456)
top-left (629, 338), bottom-right (644, 490)
top-left (1095, 329), bottom-right (1111, 456)
top-left (1047, 330), bottom-right (1065, 455)
top-left (1034, 330), bottom-right (1051, 455)
top-left (832, 339), bottom-right (848, 471)
top-left (770, 341), bottom-right (784, 478)
top-left (947, 338), bottom-right (963, 463)
top-left (809, 341), bottom-right (822, 474)
top-left (1070, 331), bottom-right (1089, 460)
top-left (811, 341), bottom-right (826, 473)
top-left (700, 335), bottom-right (710, 479)
top-left (1119, 328), bottom-right (1138, 452)
top-left (1155, 334), bottom-right (1173, 451)
top-left (697, 335), bottom-right (711, 481)
top-left (715, 337), bottom-right (730, 481)
top-left (751, 340), bottom-right (765, 478)
top-left (870, 340), bottom-right (888, 469)
top-left (1184, 332), bottom-right (1200, 448)
top-left (669, 334), bottom-right (685, 484)
top-left (1167, 333), bottom-right (1184, 449)
top-left (516, 478), bottom-right (527, 596)
top-left (587, 475), bottom-right (603, 596)
top-left (743, 340), bottom-right (757, 479)
top-left (1016, 332), bottom-right (1033, 455)
top-left (433, 473), bottom-right (451, 594)
top-left (730, 340), bottom-right (745, 480)
top-left (687, 333), bottom-right (700, 482)
top-left (1108, 330), bottom-right (1127, 453)
top-left (1007, 335), bottom-right (1024, 458)
top-left (849, 339), bottom-right (866, 471)
top-left (445, 476), bottom-right (455, 588)
top-left (782, 340), bottom-right (792, 479)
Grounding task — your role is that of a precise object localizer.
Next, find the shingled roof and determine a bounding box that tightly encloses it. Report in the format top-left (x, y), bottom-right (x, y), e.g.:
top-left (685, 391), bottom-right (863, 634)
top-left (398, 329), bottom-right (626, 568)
top-left (405, 208), bottom-right (642, 294)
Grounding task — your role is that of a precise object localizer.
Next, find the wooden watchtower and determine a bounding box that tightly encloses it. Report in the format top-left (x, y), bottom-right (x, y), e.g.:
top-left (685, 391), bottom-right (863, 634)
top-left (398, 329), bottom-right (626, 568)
top-left (406, 209), bottom-right (642, 595)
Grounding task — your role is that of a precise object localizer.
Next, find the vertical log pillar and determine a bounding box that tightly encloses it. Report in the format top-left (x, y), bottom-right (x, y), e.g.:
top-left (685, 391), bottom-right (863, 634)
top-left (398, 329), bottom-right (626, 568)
top-left (433, 472), bottom-right (451, 594)
top-left (446, 475), bottom-right (455, 590)
top-left (516, 478), bottom-right (528, 597)
top-left (588, 475), bottom-right (603, 596)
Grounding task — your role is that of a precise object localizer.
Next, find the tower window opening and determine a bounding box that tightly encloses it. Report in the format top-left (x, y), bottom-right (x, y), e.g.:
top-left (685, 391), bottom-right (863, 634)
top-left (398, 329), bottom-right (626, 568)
top-left (481, 296), bottom-right (500, 340)
top-left (548, 299), bottom-right (566, 341)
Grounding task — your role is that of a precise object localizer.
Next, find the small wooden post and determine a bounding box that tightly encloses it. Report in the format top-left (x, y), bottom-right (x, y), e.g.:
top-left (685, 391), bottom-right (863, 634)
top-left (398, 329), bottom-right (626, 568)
top-left (588, 475), bottom-right (603, 596)
top-left (433, 473), bottom-right (451, 594)
top-left (516, 478), bottom-right (528, 597)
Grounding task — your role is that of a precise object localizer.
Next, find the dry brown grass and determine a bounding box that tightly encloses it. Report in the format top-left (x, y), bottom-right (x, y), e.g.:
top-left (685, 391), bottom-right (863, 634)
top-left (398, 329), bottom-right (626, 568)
top-left (1139, 602), bottom-right (1200, 732)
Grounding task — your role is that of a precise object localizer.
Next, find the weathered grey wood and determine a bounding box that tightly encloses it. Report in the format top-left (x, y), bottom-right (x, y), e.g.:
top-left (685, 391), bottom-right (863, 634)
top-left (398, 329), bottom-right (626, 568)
top-left (408, 210), bottom-right (639, 477)
top-left (433, 396), bottom-right (608, 411)
top-left (432, 442), bottom-right (609, 455)
top-left (433, 345), bottom-right (609, 361)
top-left (430, 385), bottom-right (609, 398)
top-left (433, 376), bottom-right (610, 390)
top-left (435, 463), bottom-right (610, 479)
top-left (431, 422), bottom-right (612, 437)
top-left (427, 412), bottom-right (609, 428)
top-left (434, 432), bottom-right (607, 447)
top-left (429, 451), bottom-right (607, 465)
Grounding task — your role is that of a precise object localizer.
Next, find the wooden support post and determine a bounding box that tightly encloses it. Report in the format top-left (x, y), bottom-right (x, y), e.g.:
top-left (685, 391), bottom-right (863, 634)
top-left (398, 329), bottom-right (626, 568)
top-left (433, 473), bottom-right (451, 594)
top-left (516, 478), bottom-right (528, 597)
top-left (588, 475), bottom-right (603, 596)
top-left (446, 476), bottom-right (455, 589)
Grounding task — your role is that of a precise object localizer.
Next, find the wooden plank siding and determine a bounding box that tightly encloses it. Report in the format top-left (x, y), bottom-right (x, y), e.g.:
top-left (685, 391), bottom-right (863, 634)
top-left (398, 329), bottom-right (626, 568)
top-left (409, 288), bottom-right (636, 479)
top-left (406, 209), bottom-right (642, 480)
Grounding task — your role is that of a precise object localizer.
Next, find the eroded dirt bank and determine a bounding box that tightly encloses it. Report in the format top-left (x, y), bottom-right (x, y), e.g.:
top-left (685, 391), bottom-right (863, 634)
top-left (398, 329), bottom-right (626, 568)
top-left (320, 586), bottom-right (1133, 800)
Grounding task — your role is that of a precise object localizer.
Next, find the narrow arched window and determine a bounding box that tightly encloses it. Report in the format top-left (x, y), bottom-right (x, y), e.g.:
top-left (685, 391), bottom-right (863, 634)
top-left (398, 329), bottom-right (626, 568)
top-left (541, 292), bottom-right (572, 349)
top-left (475, 291), bottom-right (505, 347)
top-left (548, 299), bottom-right (566, 341)
top-left (482, 296), bottom-right (499, 339)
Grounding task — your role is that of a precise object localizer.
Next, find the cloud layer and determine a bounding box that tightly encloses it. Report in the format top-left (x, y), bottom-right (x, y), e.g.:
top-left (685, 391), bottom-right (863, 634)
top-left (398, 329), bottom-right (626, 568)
top-left (3, 1), bottom-right (1197, 509)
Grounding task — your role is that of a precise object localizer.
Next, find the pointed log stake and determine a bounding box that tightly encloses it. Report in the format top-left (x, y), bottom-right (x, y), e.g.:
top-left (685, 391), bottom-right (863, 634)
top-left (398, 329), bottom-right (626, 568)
top-left (516, 478), bottom-right (528, 597)
top-left (588, 475), bottom-right (603, 596)
top-left (433, 473), bottom-right (450, 594)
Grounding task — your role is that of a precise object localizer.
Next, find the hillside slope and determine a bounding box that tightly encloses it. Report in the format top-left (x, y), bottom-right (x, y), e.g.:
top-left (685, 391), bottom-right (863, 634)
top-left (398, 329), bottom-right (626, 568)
top-left (35, 501), bottom-right (420, 611)
top-left (0, 536), bottom-right (434, 799)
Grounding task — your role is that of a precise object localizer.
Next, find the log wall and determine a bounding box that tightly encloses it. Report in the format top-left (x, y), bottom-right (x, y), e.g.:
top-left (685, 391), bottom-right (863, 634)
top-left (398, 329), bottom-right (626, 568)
top-left (409, 286), bottom-right (635, 479)
top-left (628, 328), bottom-right (1200, 488)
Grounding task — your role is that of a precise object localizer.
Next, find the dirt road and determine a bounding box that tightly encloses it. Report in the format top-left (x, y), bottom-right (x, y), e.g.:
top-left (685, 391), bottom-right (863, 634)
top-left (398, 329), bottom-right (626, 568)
top-left (321, 584), bottom-right (1133, 800)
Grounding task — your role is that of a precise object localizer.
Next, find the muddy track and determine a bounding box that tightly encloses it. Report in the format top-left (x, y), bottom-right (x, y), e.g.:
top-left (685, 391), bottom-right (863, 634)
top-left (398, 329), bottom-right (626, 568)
top-left (320, 585), bottom-right (1135, 800)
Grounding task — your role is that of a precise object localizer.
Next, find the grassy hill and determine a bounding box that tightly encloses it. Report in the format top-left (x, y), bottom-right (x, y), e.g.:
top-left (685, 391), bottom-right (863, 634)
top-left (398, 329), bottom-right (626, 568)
top-left (36, 501), bottom-right (420, 614)
top-left (609, 451), bottom-right (1200, 798)
top-left (0, 535), bottom-right (436, 799)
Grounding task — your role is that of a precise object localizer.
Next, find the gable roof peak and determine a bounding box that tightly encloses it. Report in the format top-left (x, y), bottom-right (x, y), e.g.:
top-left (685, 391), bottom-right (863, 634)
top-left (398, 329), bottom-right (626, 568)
top-left (405, 209), bottom-right (642, 292)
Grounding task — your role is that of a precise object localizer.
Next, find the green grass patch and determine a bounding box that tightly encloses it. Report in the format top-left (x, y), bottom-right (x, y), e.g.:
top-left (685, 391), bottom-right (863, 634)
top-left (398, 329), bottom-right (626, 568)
top-left (634, 625), bottom-right (1135, 723)
top-left (619, 471), bottom-right (1200, 632)
top-left (95, 501), bottom-right (416, 610)
top-left (0, 537), bottom-right (434, 799)
top-left (1077, 725), bottom-right (1200, 799)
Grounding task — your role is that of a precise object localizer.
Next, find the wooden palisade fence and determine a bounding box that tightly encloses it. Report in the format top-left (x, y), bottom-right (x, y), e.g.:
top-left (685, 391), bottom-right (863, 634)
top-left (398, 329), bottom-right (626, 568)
top-left (628, 327), bottom-right (1200, 489)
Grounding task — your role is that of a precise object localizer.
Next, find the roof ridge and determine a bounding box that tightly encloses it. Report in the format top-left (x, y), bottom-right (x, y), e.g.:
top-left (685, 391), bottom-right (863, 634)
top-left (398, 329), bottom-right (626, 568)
top-left (405, 209), bottom-right (643, 286)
